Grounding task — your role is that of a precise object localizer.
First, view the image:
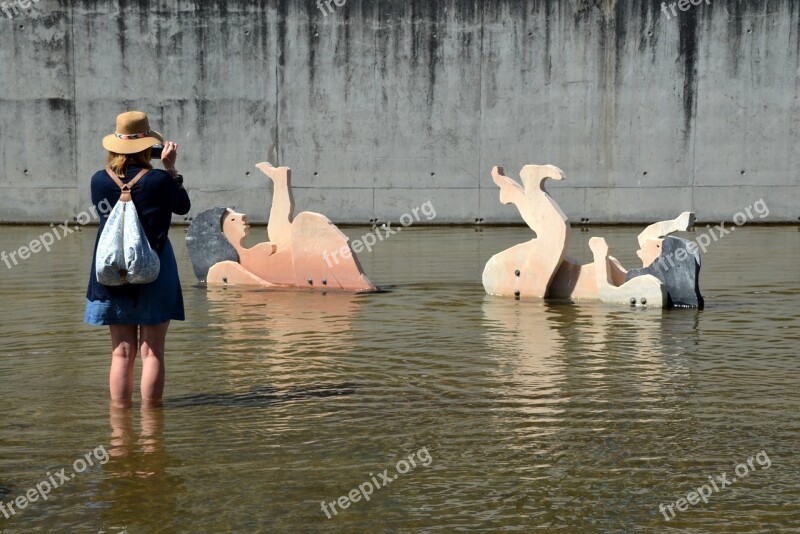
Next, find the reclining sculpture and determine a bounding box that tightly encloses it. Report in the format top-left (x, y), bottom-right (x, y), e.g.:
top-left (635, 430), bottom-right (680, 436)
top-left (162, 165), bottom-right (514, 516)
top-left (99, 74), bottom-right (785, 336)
top-left (186, 162), bottom-right (376, 292)
top-left (483, 165), bottom-right (703, 308)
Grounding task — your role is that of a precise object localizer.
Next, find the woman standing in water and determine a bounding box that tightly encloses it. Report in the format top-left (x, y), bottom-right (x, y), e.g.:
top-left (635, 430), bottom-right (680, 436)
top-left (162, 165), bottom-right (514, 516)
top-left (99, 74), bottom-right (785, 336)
top-left (85, 111), bottom-right (190, 406)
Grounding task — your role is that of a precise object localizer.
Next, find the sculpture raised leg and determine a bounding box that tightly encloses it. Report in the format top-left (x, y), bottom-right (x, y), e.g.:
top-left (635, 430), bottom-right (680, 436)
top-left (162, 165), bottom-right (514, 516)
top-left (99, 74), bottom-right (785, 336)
top-left (482, 165), bottom-right (570, 298)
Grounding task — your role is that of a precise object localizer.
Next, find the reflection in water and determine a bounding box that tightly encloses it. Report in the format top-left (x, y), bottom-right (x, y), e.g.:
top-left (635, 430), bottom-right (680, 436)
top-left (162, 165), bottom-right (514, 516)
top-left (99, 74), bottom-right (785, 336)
top-left (202, 287), bottom-right (364, 393)
top-left (480, 296), bottom-right (706, 529)
top-left (205, 287), bottom-right (363, 339)
top-left (566, 304), bottom-right (672, 398)
top-left (195, 287), bottom-right (369, 446)
top-left (101, 405), bottom-right (185, 532)
top-left (482, 297), bottom-right (567, 420)
top-left (481, 298), bottom-right (689, 419)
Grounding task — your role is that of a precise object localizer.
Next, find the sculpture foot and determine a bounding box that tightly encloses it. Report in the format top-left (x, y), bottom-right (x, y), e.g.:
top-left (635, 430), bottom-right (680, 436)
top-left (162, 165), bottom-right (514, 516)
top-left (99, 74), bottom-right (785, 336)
top-left (491, 166), bottom-right (525, 206)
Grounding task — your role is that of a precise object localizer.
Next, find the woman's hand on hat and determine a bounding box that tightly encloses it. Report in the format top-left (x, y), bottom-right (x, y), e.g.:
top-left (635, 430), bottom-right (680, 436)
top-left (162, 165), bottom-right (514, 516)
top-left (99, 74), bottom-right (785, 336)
top-left (161, 141), bottom-right (179, 173)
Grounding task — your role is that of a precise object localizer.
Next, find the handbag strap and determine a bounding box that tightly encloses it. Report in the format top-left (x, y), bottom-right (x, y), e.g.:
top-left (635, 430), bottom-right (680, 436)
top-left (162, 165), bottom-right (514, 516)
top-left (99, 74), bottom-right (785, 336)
top-left (106, 167), bottom-right (148, 203)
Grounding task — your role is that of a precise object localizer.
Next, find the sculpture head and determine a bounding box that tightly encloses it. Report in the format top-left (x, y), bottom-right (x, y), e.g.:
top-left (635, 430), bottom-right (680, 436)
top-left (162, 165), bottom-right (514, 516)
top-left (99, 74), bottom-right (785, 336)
top-left (222, 210), bottom-right (251, 246)
top-left (185, 207), bottom-right (240, 282)
top-left (637, 239), bottom-right (663, 268)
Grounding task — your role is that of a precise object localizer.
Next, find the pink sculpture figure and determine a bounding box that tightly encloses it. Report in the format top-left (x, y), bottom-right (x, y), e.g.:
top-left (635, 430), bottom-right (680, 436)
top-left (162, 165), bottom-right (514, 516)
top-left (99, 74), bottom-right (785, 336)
top-left (483, 164), bottom-right (696, 307)
top-left (549, 211), bottom-right (695, 300)
top-left (188, 162), bottom-right (376, 292)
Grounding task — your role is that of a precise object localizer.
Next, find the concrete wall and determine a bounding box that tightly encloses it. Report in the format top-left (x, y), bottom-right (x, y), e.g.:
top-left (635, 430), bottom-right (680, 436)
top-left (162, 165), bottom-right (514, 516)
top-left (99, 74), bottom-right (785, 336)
top-left (0, 0), bottom-right (798, 224)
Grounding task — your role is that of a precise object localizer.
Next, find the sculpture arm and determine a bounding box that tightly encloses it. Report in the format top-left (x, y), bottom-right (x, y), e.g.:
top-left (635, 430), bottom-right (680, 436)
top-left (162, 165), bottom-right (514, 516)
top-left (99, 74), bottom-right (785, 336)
top-left (256, 162), bottom-right (294, 249)
top-left (637, 211), bottom-right (695, 248)
top-left (589, 237), bottom-right (665, 307)
top-left (250, 242), bottom-right (277, 257)
top-left (207, 260), bottom-right (279, 287)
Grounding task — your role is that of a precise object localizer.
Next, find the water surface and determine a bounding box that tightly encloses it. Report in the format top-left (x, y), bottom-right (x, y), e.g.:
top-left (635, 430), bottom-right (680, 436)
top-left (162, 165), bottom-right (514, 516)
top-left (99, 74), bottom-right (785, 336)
top-left (0, 224), bottom-right (798, 532)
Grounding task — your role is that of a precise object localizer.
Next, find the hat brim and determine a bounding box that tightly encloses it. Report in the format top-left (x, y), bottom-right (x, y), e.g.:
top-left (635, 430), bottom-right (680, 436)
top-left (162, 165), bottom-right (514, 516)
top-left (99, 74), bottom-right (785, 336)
top-left (102, 130), bottom-right (164, 155)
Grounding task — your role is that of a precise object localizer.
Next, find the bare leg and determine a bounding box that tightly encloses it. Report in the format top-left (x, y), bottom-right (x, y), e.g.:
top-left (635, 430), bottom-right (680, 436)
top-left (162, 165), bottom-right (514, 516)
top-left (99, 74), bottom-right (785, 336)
top-left (140, 322), bottom-right (170, 403)
top-left (490, 165), bottom-right (568, 235)
top-left (109, 325), bottom-right (138, 403)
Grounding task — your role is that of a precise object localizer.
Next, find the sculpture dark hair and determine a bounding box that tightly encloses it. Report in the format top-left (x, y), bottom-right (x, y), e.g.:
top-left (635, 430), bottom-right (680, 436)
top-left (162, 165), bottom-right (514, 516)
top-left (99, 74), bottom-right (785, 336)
top-left (185, 207), bottom-right (240, 283)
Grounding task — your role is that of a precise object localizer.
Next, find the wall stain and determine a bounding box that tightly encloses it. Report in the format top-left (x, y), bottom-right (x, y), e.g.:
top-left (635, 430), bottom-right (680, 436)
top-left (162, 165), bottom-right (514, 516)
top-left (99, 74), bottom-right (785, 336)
top-left (678, 3), bottom-right (699, 142)
top-left (276, 0), bottom-right (288, 165)
top-left (543, 0), bottom-right (554, 83)
top-left (726, 0), bottom-right (744, 78)
top-left (116, 0), bottom-right (127, 65)
top-left (601, 2), bottom-right (616, 174)
top-left (427, 3), bottom-right (439, 109)
top-left (344, 2), bottom-right (352, 103)
top-left (307, 16), bottom-right (317, 94)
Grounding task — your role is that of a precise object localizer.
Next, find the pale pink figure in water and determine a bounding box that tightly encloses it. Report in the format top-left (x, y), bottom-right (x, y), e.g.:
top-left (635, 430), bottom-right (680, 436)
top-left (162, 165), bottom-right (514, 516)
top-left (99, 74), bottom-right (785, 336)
top-left (206, 162), bottom-right (376, 292)
top-left (483, 164), bottom-right (693, 307)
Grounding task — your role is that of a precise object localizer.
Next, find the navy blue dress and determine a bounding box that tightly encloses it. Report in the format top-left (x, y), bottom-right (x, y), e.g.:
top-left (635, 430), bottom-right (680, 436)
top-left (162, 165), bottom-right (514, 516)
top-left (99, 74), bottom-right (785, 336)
top-left (84, 165), bottom-right (191, 326)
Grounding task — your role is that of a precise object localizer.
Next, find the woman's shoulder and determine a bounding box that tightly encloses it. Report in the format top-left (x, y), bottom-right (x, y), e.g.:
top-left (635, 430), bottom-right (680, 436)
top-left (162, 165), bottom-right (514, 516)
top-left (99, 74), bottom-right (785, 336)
top-left (125, 166), bottom-right (172, 188)
top-left (144, 168), bottom-right (174, 184)
top-left (146, 167), bottom-right (172, 177)
top-left (91, 169), bottom-right (110, 183)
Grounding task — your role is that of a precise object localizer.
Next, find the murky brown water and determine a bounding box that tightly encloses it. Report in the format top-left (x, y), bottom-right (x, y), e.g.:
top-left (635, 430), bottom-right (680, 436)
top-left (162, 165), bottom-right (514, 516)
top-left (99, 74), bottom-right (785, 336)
top-left (0, 224), bottom-right (798, 533)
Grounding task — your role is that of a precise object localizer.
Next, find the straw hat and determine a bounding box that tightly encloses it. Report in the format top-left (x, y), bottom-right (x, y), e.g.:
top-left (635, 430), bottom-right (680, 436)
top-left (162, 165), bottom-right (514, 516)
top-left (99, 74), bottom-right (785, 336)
top-left (102, 111), bottom-right (164, 154)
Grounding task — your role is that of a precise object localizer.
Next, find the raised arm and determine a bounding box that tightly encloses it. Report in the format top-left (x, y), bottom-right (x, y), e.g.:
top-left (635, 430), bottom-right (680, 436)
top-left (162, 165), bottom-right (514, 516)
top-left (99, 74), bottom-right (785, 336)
top-left (637, 211), bottom-right (695, 248)
top-left (256, 162), bottom-right (294, 249)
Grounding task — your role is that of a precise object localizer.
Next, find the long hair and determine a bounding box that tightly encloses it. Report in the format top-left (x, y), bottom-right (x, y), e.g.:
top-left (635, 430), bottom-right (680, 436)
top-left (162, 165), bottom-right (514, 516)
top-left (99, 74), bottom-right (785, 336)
top-left (185, 207), bottom-right (240, 283)
top-left (106, 148), bottom-right (152, 177)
